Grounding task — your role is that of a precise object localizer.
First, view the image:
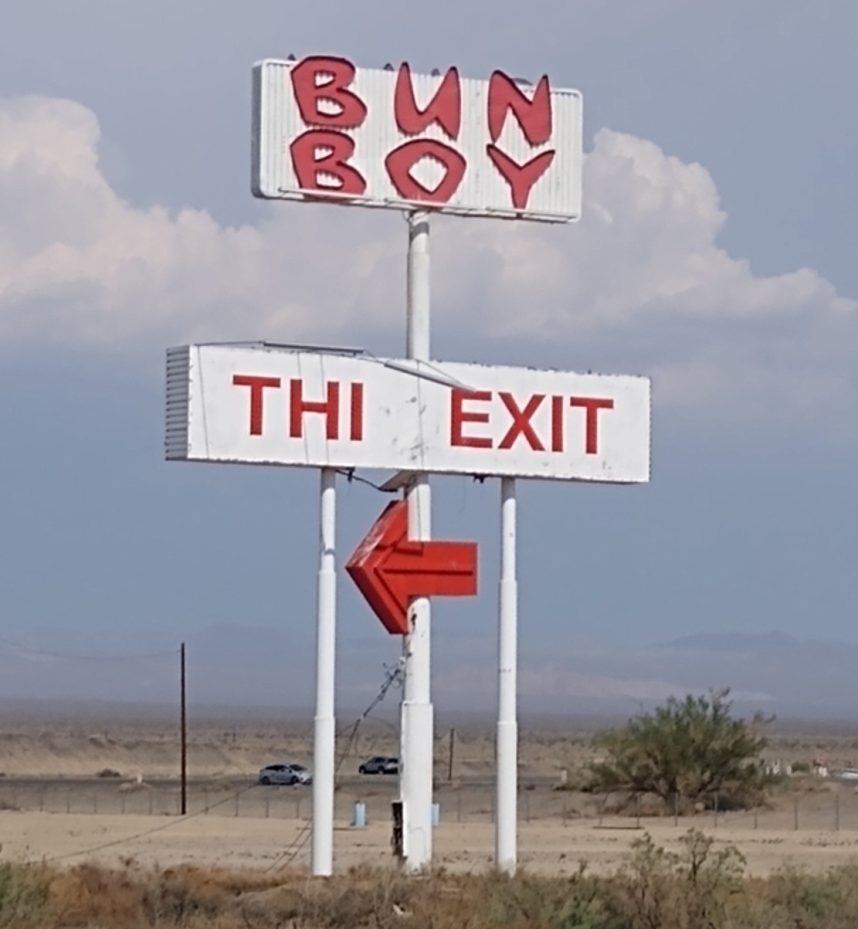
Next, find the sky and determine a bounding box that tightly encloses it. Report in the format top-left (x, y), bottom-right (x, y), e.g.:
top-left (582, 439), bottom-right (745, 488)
top-left (0, 0), bottom-right (856, 718)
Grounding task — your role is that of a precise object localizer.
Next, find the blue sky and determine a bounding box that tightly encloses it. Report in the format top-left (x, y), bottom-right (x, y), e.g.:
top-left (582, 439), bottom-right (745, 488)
top-left (0, 0), bottom-right (856, 715)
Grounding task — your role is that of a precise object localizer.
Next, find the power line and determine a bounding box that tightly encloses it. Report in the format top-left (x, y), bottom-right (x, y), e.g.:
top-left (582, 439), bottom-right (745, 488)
top-left (266, 663), bottom-right (403, 873)
top-left (335, 468), bottom-right (397, 494)
top-left (0, 635), bottom-right (177, 662)
top-left (46, 783), bottom-right (259, 863)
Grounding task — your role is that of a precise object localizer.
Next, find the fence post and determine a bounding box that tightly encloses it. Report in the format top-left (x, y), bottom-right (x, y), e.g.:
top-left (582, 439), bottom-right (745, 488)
top-left (234, 793), bottom-right (240, 817)
top-left (525, 791), bottom-right (531, 823)
top-left (753, 808), bottom-right (758, 830)
top-left (66, 791), bottom-right (71, 814)
top-left (265, 795), bottom-right (270, 819)
top-left (121, 792), bottom-right (126, 815)
top-left (713, 794), bottom-right (718, 828)
top-left (562, 794), bottom-right (568, 827)
top-left (673, 792), bottom-right (679, 827)
top-left (835, 792), bottom-right (840, 832)
top-left (39, 786), bottom-right (45, 813)
top-left (793, 797), bottom-right (799, 831)
top-left (457, 792), bottom-right (462, 823)
top-left (635, 794), bottom-right (641, 829)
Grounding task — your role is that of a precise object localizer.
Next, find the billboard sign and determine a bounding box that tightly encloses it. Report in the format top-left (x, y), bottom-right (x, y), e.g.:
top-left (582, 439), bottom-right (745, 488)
top-left (166, 345), bottom-right (649, 484)
top-left (252, 57), bottom-right (582, 222)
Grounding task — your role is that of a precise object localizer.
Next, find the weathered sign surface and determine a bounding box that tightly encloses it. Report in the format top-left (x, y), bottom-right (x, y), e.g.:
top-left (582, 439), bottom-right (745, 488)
top-left (166, 344), bottom-right (650, 484)
top-left (252, 57), bottom-right (582, 221)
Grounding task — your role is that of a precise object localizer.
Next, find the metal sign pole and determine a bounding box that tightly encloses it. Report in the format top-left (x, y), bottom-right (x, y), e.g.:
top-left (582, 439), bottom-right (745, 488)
top-left (400, 210), bottom-right (434, 871)
top-left (312, 467), bottom-right (337, 876)
top-left (496, 476), bottom-right (518, 873)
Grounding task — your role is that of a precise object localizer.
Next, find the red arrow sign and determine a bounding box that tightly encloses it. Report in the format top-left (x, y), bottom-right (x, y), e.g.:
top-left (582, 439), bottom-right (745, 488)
top-left (346, 500), bottom-right (478, 635)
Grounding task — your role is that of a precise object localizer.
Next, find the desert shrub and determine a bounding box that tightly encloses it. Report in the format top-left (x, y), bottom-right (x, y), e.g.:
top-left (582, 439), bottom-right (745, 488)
top-left (50, 863), bottom-right (145, 927)
top-left (0, 863), bottom-right (51, 928)
top-left (481, 870), bottom-right (617, 929)
top-left (97, 767), bottom-right (122, 778)
top-left (11, 848), bottom-right (858, 929)
top-left (589, 689), bottom-right (772, 812)
top-left (746, 864), bottom-right (858, 929)
top-left (50, 864), bottom-right (288, 928)
top-left (607, 830), bottom-right (744, 929)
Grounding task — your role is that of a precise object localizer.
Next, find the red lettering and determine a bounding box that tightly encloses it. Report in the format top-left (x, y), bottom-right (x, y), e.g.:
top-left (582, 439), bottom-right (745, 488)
top-left (551, 395), bottom-right (564, 452)
top-left (451, 389), bottom-right (492, 448)
top-left (499, 392), bottom-right (545, 450)
top-left (350, 382), bottom-right (364, 441)
top-left (570, 397), bottom-right (614, 454)
top-left (488, 72), bottom-right (552, 145)
top-left (394, 63), bottom-right (461, 139)
top-left (487, 145), bottom-right (555, 210)
top-left (290, 56), bottom-right (367, 128)
top-left (385, 139), bottom-right (466, 204)
top-left (290, 379), bottom-right (340, 439)
top-left (290, 130), bottom-right (366, 195)
top-left (232, 375), bottom-right (281, 436)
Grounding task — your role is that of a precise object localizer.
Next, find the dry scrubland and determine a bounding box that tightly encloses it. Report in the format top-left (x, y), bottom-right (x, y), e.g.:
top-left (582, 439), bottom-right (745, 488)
top-left (3, 715), bottom-right (858, 779)
top-left (5, 833), bottom-right (858, 928)
top-left (4, 715), bottom-right (858, 891)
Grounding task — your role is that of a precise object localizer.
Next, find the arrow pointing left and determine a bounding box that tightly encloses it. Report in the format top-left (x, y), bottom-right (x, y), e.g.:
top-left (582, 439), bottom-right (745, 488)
top-left (346, 500), bottom-right (478, 634)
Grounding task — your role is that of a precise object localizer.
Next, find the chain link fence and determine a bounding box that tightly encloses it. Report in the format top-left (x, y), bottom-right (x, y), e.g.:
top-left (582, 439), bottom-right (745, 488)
top-left (2, 779), bottom-right (857, 833)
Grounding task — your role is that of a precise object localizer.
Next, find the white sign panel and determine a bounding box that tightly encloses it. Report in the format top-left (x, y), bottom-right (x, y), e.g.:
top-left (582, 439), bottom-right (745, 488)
top-left (167, 345), bottom-right (649, 484)
top-left (252, 57), bottom-right (582, 222)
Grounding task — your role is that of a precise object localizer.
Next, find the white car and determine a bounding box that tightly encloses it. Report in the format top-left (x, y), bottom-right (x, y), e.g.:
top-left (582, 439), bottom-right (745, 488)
top-left (258, 763), bottom-right (312, 785)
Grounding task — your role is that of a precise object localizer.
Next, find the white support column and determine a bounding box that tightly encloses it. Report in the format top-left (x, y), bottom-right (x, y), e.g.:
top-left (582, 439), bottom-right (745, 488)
top-left (312, 467), bottom-right (337, 876)
top-left (400, 210), bottom-right (434, 872)
top-left (496, 477), bottom-right (518, 874)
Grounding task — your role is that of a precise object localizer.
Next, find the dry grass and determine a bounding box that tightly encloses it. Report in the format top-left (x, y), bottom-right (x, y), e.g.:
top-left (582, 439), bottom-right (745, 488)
top-left (3, 832), bottom-right (858, 927)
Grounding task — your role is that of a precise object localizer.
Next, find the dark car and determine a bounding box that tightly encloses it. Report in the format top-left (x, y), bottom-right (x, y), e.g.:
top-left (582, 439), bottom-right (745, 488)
top-left (359, 755), bottom-right (399, 775)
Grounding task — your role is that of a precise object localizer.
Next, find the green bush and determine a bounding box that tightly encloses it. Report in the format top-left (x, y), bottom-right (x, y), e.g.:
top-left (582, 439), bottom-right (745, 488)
top-left (588, 689), bottom-right (772, 812)
top-left (0, 863), bottom-right (51, 928)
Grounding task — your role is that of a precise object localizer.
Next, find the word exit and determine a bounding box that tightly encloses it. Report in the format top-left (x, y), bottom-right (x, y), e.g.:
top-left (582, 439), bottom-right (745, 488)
top-left (167, 346), bottom-right (650, 484)
top-left (230, 376), bottom-right (615, 458)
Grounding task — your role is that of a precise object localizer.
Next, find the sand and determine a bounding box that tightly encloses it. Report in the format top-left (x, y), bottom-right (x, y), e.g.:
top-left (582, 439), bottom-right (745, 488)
top-left (2, 714), bottom-right (858, 877)
top-left (3, 811), bottom-right (858, 877)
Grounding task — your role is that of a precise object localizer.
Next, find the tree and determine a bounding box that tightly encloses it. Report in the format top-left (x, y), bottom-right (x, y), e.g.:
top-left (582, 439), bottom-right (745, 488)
top-left (588, 689), bottom-right (771, 811)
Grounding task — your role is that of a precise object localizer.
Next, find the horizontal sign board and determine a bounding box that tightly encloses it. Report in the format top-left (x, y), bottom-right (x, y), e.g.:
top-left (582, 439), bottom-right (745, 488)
top-left (167, 345), bottom-right (649, 484)
top-left (252, 57), bottom-right (582, 222)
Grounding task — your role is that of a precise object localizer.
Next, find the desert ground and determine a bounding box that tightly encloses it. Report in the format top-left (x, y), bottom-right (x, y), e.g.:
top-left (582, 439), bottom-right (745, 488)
top-left (2, 712), bottom-right (858, 876)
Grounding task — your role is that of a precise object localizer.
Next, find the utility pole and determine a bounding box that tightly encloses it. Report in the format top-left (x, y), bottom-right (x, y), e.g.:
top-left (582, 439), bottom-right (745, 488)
top-left (180, 642), bottom-right (187, 816)
top-left (496, 478), bottom-right (518, 873)
top-left (400, 209), bottom-right (434, 872)
top-left (447, 727), bottom-right (456, 782)
top-left (312, 468), bottom-right (337, 876)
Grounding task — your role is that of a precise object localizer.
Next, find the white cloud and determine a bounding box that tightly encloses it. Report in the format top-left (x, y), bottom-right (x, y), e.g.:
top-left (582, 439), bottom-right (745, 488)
top-left (439, 129), bottom-right (853, 329)
top-left (0, 96), bottom-right (854, 421)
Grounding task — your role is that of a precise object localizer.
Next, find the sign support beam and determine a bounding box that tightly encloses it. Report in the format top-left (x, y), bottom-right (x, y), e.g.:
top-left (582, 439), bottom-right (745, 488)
top-left (312, 467), bottom-right (337, 876)
top-left (496, 476), bottom-right (518, 873)
top-left (400, 210), bottom-right (434, 872)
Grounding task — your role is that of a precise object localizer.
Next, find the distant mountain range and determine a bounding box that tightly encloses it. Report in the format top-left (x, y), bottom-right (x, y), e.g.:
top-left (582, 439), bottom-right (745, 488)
top-left (2, 627), bottom-right (856, 722)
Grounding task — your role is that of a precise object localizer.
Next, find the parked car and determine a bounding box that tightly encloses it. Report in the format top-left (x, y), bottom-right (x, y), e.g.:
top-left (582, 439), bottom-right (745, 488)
top-left (258, 763), bottom-right (312, 785)
top-left (359, 756), bottom-right (399, 775)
